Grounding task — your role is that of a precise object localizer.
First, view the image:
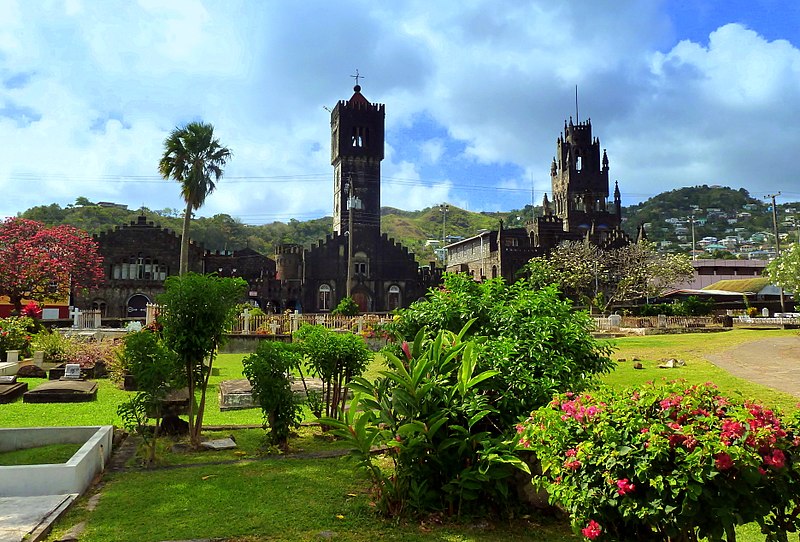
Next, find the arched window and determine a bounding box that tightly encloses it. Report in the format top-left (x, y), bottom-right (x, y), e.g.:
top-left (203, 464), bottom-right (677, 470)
top-left (318, 284), bottom-right (332, 311)
top-left (387, 285), bottom-right (401, 310)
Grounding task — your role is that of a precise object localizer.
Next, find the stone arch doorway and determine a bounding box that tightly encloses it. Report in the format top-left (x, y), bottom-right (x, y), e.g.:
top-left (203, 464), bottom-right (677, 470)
top-left (127, 294), bottom-right (150, 319)
top-left (352, 291), bottom-right (371, 313)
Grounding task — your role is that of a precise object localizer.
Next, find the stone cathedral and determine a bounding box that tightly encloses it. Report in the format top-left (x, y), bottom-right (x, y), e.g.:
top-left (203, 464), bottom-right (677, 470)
top-left (445, 116), bottom-right (634, 282)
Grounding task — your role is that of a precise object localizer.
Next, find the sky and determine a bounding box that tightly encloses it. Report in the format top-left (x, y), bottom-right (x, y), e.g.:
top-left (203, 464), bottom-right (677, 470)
top-left (1, 0), bottom-right (800, 225)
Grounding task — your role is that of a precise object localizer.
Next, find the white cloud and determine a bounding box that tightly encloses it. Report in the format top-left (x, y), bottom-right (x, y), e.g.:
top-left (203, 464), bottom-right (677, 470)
top-left (1, 0), bottom-right (800, 227)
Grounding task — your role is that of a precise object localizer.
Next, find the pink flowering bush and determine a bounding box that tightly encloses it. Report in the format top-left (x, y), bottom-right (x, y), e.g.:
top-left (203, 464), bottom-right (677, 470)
top-left (519, 381), bottom-right (800, 541)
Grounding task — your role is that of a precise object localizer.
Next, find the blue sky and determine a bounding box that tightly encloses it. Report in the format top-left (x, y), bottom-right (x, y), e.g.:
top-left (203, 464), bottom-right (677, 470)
top-left (1, 0), bottom-right (799, 224)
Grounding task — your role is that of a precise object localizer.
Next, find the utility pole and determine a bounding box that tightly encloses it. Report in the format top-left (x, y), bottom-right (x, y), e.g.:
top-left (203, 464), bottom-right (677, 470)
top-left (346, 180), bottom-right (354, 299)
top-left (766, 192), bottom-right (786, 312)
top-left (690, 214), bottom-right (696, 261)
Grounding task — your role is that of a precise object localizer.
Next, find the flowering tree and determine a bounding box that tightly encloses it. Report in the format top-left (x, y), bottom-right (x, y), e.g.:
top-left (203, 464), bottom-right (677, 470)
top-left (0, 218), bottom-right (104, 313)
top-left (766, 243), bottom-right (800, 297)
top-left (526, 240), bottom-right (693, 312)
top-left (519, 382), bottom-right (800, 541)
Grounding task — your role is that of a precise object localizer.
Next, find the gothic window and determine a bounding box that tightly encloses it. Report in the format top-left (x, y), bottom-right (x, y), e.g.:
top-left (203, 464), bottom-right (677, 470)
top-left (387, 285), bottom-right (401, 311)
top-left (576, 155), bottom-right (582, 172)
top-left (318, 284), bottom-right (332, 311)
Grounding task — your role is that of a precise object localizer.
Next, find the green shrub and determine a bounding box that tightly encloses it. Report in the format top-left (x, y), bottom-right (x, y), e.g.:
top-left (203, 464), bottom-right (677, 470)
top-left (293, 324), bottom-right (371, 418)
top-left (0, 316), bottom-right (35, 358)
top-left (115, 331), bottom-right (183, 466)
top-left (242, 341), bottom-right (303, 451)
top-left (383, 273), bottom-right (614, 426)
top-left (30, 329), bottom-right (76, 363)
top-left (331, 296), bottom-right (359, 316)
top-left (519, 382), bottom-right (800, 541)
top-left (323, 324), bottom-right (527, 517)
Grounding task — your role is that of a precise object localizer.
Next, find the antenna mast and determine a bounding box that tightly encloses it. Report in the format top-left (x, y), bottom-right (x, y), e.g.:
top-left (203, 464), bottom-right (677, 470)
top-left (575, 84), bottom-right (579, 122)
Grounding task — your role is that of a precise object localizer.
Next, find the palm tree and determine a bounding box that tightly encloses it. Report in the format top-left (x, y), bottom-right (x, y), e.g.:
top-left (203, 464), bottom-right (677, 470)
top-left (159, 122), bottom-right (232, 275)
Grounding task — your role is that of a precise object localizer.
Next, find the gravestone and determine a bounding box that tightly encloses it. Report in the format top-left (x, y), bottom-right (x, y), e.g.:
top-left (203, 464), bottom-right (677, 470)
top-left (63, 363), bottom-right (82, 380)
top-left (0, 376), bottom-right (27, 403)
top-left (6, 350), bottom-right (19, 363)
top-left (33, 351), bottom-right (44, 367)
top-left (23, 380), bottom-right (98, 403)
top-left (219, 379), bottom-right (256, 411)
top-left (762, 307), bottom-right (770, 317)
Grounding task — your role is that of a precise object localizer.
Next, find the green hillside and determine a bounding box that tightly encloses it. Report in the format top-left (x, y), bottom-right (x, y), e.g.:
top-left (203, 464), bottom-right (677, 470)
top-left (16, 186), bottom-right (800, 264)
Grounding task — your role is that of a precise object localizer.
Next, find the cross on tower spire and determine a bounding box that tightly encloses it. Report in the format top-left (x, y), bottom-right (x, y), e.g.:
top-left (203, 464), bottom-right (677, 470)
top-left (350, 69), bottom-right (364, 88)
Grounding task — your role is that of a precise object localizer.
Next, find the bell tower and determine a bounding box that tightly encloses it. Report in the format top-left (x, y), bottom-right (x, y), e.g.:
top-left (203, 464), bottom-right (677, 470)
top-left (550, 117), bottom-right (616, 233)
top-left (330, 81), bottom-right (385, 240)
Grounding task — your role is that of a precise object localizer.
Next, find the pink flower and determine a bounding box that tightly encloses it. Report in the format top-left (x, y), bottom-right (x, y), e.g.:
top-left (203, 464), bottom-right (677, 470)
top-left (581, 519), bottom-right (602, 540)
top-left (401, 341), bottom-right (411, 361)
top-left (616, 478), bottom-right (636, 495)
top-left (564, 459), bottom-right (581, 470)
top-left (715, 452), bottom-right (734, 471)
top-left (515, 424), bottom-right (525, 434)
top-left (640, 427), bottom-right (649, 434)
top-left (565, 448), bottom-right (577, 457)
top-left (763, 448), bottom-right (786, 469)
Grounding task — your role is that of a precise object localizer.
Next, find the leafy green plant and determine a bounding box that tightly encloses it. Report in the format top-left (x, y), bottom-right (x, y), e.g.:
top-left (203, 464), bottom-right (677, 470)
top-left (0, 316), bottom-right (35, 358)
top-left (293, 324), bottom-right (371, 418)
top-left (323, 324), bottom-right (528, 517)
top-left (116, 330), bottom-right (184, 465)
top-left (331, 296), bottom-right (359, 316)
top-left (242, 341), bottom-right (303, 451)
top-left (520, 382), bottom-right (800, 541)
top-left (31, 329), bottom-right (77, 363)
top-left (158, 273), bottom-right (248, 447)
top-left (383, 273), bottom-right (614, 426)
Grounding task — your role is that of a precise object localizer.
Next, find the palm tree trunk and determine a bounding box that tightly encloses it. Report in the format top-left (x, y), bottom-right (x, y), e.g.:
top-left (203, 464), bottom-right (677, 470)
top-left (180, 201), bottom-right (192, 275)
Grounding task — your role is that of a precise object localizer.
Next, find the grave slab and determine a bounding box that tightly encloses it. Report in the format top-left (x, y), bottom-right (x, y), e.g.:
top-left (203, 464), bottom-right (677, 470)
top-left (200, 438), bottom-right (237, 450)
top-left (218, 377), bottom-right (331, 411)
top-left (0, 382), bottom-right (28, 404)
top-left (23, 380), bottom-right (98, 403)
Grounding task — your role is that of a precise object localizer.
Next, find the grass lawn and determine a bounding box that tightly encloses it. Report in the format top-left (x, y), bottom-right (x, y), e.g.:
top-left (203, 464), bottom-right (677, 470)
top-left (601, 328), bottom-right (800, 412)
top-left (19, 329), bottom-right (800, 541)
top-left (0, 442), bottom-right (83, 465)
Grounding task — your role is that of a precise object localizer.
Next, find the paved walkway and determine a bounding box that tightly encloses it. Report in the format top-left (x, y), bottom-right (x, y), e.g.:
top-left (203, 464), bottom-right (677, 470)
top-left (705, 335), bottom-right (800, 398)
top-left (0, 494), bottom-right (76, 542)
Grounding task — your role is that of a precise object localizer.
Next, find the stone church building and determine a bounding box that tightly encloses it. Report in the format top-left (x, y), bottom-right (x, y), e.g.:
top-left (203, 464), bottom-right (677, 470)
top-left (77, 84), bottom-right (437, 318)
top-left (445, 117), bottom-right (634, 282)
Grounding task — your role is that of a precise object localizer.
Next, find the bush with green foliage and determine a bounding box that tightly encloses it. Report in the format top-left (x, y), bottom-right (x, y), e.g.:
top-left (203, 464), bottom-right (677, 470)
top-left (0, 316), bottom-right (35, 358)
top-left (31, 329), bottom-right (76, 363)
top-left (636, 296), bottom-right (714, 317)
top-left (331, 296), bottom-right (359, 316)
top-left (158, 273), bottom-right (248, 447)
top-left (383, 273), bottom-right (614, 425)
top-left (116, 330), bottom-right (184, 465)
top-left (242, 341), bottom-right (303, 451)
top-left (519, 382), bottom-right (800, 541)
top-left (293, 324), bottom-right (371, 418)
top-left (324, 324), bottom-right (528, 517)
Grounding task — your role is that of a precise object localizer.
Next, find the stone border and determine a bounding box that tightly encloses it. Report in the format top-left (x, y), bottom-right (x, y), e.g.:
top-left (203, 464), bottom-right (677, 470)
top-left (0, 426), bottom-right (113, 497)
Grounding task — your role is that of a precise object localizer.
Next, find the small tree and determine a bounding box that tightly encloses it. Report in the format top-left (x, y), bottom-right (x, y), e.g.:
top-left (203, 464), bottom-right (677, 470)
top-left (242, 341), bottom-right (303, 451)
top-left (526, 240), bottom-right (693, 312)
top-left (116, 330), bottom-right (183, 465)
top-left (158, 273), bottom-right (247, 447)
top-left (0, 218), bottom-right (104, 313)
top-left (293, 324), bottom-right (371, 418)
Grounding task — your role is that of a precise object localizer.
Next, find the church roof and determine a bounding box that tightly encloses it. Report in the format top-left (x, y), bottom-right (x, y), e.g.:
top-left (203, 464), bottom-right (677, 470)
top-left (347, 85), bottom-right (370, 107)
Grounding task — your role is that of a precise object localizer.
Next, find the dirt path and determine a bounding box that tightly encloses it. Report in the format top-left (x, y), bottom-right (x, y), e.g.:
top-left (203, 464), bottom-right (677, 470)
top-left (706, 335), bottom-right (800, 398)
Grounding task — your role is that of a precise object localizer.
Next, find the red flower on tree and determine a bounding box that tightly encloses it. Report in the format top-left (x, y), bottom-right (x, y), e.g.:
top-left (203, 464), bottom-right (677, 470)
top-left (0, 218), bottom-right (104, 313)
